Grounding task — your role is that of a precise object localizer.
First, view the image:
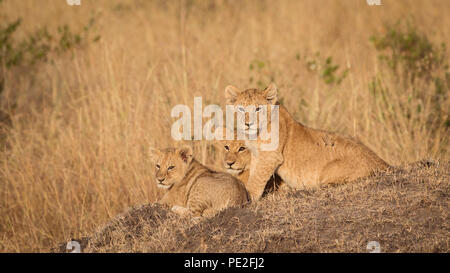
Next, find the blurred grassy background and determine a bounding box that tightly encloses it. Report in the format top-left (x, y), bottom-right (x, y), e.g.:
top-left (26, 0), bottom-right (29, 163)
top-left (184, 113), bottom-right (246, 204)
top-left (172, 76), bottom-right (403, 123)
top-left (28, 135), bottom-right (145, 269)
top-left (0, 0), bottom-right (448, 252)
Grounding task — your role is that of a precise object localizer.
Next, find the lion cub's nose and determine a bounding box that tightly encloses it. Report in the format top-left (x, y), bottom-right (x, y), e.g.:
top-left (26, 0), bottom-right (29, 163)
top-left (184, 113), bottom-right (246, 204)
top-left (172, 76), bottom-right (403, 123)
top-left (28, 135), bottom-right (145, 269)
top-left (226, 161), bottom-right (235, 167)
top-left (157, 177), bottom-right (165, 183)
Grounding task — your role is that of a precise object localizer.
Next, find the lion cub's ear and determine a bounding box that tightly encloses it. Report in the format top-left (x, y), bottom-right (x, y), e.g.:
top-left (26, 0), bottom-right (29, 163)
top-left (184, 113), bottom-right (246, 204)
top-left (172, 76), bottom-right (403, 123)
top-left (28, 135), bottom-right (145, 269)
top-left (263, 83), bottom-right (277, 104)
top-left (178, 145), bottom-right (193, 164)
top-left (225, 85), bottom-right (241, 104)
top-left (149, 147), bottom-right (161, 163)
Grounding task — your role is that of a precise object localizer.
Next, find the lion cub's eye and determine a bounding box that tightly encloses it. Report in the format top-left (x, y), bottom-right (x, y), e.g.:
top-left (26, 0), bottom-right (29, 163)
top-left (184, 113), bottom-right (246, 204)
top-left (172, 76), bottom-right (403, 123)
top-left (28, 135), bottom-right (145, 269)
top-left (238, 147), bottom-right (246, 152)
top-left (255, 107), bottom-right (261, 112)
top-left (224, 145), bottom-right (230, 151)
top-left (156, 164), bottom-right (160, 169)
top-left (237, 106), bottom-right (245, 113)
top-left (168, 166), bottom-right (175, 171)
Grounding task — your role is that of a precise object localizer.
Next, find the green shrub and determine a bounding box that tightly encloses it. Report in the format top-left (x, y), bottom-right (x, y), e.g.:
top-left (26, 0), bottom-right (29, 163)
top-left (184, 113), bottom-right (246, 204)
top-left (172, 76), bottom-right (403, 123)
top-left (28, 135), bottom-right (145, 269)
top-left (0, 1), bottom-right (100, 95)
top-left (371, 21), bottom-right (448, 85)
top-left (305, 52), bottom-right (348, 86)
top-left (369, 20), bottom-right (449, 133)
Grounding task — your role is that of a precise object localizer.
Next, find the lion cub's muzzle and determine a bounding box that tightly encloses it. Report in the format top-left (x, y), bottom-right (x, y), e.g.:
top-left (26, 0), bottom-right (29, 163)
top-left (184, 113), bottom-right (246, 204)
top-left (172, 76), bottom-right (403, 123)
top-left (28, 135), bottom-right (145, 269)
top-left (224, 162), bottom-right (244, 175)
top-left (156, 177), bottom-right (171, 189)
top-left (243, 122), bottom-right (259, 136)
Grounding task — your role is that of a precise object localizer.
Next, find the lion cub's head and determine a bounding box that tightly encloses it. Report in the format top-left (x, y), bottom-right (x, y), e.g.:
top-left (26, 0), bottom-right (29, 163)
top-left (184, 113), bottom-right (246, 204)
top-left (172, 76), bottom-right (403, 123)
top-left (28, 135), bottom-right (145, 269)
top-left (224, 83), bottom-right (278, 137)
top-left (149, 146), bottom-right (193, 189)
top-left (214, 127), bottom-right (250, 176)
top-left (220, 138), bottom-right (250, 175)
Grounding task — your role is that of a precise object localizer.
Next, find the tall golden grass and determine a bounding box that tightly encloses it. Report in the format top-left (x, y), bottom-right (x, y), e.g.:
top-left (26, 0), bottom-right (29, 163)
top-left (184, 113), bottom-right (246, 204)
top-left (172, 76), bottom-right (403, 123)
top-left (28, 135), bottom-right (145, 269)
top-left (0, 0), bottom-right (448, 252)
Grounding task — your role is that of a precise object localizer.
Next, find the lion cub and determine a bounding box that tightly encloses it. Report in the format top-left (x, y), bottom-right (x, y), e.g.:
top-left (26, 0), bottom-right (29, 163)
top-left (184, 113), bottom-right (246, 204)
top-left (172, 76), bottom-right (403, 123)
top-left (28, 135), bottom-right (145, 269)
top-left (224, 83), bottom-right (390, 200)
top-left (217, 134), bottom-right (284, 194)
top-left (149, 146), bottom-right (249, 218)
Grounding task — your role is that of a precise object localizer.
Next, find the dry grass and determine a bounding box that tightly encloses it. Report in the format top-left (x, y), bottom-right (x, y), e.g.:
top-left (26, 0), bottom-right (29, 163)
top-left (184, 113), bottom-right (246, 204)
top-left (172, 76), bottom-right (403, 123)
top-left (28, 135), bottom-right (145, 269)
top-left (0, 0), bottom-right (449, 252)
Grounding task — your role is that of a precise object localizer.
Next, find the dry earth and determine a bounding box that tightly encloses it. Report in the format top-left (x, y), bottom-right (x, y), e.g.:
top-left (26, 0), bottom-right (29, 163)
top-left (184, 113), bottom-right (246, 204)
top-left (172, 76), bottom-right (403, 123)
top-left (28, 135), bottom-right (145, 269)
top-left (53, 160), bottom-right (449, 253)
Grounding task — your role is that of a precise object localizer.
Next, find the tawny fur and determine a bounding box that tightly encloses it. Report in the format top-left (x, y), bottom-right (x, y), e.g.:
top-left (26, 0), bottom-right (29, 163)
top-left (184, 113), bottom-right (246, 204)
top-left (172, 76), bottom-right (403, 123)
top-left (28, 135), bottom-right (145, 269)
top-left (215, 130), bottom-right (251, 183)
top-left (149, 146), bottom-right (249, 218)
top-left (225, 83), bottom-right (390, 201)
top-left (216, 133), bottom-right (285, 194)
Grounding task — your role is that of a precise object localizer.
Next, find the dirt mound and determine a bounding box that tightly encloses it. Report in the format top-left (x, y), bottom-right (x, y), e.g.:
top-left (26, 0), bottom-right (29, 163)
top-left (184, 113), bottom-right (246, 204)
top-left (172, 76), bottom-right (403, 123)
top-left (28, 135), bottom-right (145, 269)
top-left (174, 207), bottom-right (265, 252)
top-left (52, 203), bottom-right (174, 252)
top-left (53, 160), bottom-right (449, 253)
top-left (86, 203), bottom-right (171, 251)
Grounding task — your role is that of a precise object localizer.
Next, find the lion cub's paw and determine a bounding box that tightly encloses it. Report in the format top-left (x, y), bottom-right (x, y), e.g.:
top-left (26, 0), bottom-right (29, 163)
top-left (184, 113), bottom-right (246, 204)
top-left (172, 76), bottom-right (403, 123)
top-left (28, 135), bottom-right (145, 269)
top-left (171, 205), bottom-right (191, 216)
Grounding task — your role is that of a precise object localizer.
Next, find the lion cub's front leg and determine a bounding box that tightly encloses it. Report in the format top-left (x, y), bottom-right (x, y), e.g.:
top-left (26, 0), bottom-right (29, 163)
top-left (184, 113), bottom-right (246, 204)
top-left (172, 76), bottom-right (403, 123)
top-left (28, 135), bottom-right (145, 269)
top-left (246, 150), bottom-right (283, 201)
top-left (171, 205), bottom-right (191, 216)
top-left (171, 206), bottom-right (202, 222)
